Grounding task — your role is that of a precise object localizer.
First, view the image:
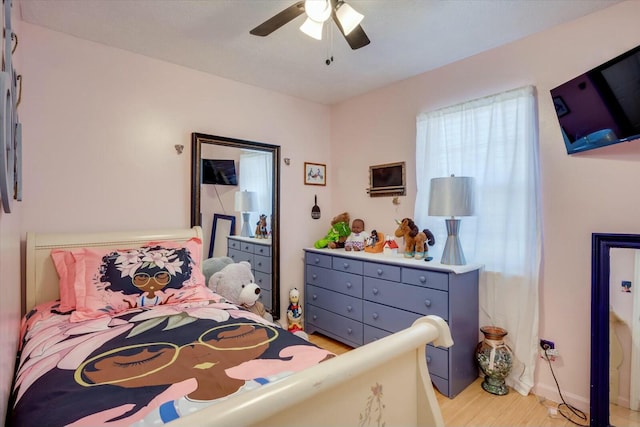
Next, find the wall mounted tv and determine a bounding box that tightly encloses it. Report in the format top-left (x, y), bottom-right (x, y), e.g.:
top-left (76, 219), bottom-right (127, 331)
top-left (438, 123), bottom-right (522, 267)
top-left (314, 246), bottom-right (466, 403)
top-left (551, 44), bottom-right (640, 155)
top-left (367, 161), bottom-right (406, 197)
top-left (202, 159), bottom-right (238, 185)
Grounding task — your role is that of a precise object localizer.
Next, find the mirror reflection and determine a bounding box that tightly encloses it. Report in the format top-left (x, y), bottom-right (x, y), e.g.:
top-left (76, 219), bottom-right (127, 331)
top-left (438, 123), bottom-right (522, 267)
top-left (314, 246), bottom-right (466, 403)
top-left (191, 133), bottom-right (280, 319)
top-left (609, 248), bottom-right (640, 426)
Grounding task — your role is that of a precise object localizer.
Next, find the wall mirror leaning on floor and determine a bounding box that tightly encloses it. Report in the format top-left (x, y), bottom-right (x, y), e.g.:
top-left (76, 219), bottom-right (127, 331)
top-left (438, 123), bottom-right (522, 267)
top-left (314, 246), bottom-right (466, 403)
top-left (591, 234), bottom-right (640, 427)
top-left (191, 132), bottom-right (280, 319)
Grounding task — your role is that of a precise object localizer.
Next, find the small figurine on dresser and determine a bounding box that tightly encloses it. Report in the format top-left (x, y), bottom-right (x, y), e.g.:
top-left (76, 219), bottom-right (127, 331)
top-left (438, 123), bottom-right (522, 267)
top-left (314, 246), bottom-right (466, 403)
top-left (364, 229), bottom-right (386, 253)
top-left (344, 219), bottom-right (368, 251)
top-left (255, 214), bottom-right (269, 239)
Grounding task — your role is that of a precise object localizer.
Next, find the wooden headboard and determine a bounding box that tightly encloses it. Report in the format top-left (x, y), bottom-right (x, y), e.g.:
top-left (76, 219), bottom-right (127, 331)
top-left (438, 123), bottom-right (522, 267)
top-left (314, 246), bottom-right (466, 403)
top-left (24, 227), bottom-right (203, 312)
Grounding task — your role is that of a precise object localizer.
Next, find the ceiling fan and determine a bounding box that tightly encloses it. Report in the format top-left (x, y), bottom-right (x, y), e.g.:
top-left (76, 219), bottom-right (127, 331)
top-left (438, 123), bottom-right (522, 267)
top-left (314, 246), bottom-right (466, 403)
top-left (250, 0), bottom-right (370, 50)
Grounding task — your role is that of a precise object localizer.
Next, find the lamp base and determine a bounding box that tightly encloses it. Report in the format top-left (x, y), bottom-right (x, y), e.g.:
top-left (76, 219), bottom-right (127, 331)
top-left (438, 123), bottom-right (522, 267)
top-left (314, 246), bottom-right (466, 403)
top-left (240, 212), bottom-right (253, 237)
top-left (441, 218), bottom-right (466, 265)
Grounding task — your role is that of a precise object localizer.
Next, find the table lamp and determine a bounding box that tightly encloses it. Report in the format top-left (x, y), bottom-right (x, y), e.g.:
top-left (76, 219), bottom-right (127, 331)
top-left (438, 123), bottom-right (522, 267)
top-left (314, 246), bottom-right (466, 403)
top-left (428, 175), bottom-right (475, 265)
top-left (235, 190), bottom-right (258, 237)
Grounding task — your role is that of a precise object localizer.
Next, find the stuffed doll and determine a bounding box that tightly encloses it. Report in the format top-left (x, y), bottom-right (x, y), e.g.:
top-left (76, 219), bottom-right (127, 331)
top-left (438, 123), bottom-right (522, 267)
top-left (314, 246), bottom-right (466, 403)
top-left (314, 212), bottom-right (351, 249)
top-left (255, 214), bottom-right (269, 239)
top-left (208, 261), bottom-right (273, 323)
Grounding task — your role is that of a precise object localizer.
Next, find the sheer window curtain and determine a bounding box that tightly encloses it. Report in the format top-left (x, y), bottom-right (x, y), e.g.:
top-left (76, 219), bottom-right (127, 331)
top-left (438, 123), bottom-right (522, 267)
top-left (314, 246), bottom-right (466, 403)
top-left (239, 152), bottom-right (273, 233)
top-left (414, 86), bottom-right (542, 395)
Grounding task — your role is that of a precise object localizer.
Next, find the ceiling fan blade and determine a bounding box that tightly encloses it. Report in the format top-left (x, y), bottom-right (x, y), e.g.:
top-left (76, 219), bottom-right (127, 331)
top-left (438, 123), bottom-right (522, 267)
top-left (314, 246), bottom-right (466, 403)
top-left (331, 10), bottom-right (370, 50)
top-left (250, 1), bottom-right (306, 37)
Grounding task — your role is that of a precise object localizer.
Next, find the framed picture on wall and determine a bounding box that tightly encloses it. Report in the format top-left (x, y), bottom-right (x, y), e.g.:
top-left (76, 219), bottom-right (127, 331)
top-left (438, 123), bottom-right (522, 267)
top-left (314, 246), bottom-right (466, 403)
top-left (304, 162), bottom-right (326, 186)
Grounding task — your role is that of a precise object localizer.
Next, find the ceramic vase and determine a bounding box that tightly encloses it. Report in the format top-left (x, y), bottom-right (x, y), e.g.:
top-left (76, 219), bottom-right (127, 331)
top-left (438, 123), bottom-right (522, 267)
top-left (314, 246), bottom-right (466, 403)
top-left (475, 326), bottom-right (513, 395)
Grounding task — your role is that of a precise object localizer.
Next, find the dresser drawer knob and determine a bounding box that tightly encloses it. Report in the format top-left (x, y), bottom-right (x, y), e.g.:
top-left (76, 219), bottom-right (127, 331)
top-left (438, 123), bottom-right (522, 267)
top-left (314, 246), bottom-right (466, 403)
top-left (313, 315), bottom-right (317, 320)
top-left (257, 262), bottom-right (262, 267)
top-left (347, 305), bottom-right (352, 312)
top-left (372, 313), bottom-right (379, 320)
top-left (346, 282), bottom-right (352, 289)
top-left (312, 294), bottom-right (318, 300)
top-left (426, 356), bottom-right (432, 364)
top-left (425, 299), bottom-right (431, 307)
top-left (419, 276), bottom-right (427, 283)
top-left (372, 288), bottom-right (379, 295)
top-left (312, 274), bottom-right (317, 280)
top-left (377, 268), bottom-right (383, 276)
top-left (343, 262), bottom-right (349, 269)
top-left (347, 328), bottom-right (353, 335)
top-left (314, 258), bottom-right (320, 264)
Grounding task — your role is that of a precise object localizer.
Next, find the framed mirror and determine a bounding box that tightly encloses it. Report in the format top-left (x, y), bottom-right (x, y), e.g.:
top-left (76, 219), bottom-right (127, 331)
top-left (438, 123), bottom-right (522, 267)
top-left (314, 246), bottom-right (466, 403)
top-left (591, 233), bottom-right (640, 427)
top-left (209, 214), bottom-right (235, 258)
top-left (191, 132), bottom-right (280, 319)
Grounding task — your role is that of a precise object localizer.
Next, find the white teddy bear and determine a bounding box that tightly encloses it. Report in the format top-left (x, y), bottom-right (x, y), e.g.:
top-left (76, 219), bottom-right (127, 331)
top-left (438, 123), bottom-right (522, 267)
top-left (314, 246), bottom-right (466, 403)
top-left (208, 261), bottom-right (273, 323)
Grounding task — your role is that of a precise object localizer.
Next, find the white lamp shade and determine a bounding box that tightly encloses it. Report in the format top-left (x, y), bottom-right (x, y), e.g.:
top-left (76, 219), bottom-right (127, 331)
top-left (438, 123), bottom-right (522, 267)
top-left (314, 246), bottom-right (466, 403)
top-left (428, 176), bottom-right (475, 217)
top-left (235, 191), bottom-right (259, 212)
top-left (336, 2), bottom-right (363, 35)
top-left (300, 17), bottom-right (324, 40)
top-left (304, 0), bottom-right (332, 22)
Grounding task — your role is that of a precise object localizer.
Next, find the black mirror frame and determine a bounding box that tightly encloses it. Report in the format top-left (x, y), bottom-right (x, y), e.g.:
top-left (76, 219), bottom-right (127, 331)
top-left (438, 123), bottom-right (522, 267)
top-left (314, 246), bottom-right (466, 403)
top-left (191, 132), bottom-right (281, 319)
top-left (591, 233), bottom-right (640, 427)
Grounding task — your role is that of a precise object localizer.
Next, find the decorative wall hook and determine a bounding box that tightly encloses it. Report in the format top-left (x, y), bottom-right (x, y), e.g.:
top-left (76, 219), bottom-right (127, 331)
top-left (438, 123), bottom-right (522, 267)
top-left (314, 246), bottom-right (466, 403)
top-left (284, 157), bottom-right (291, 165)
top-left (174, 144), bottom-right (184, 154)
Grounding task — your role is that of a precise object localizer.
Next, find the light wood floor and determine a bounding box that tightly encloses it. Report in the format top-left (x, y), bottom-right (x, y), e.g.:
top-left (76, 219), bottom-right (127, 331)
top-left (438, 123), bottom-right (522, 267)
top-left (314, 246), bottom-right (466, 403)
top-left (308, 332), bottom-right (640, 427)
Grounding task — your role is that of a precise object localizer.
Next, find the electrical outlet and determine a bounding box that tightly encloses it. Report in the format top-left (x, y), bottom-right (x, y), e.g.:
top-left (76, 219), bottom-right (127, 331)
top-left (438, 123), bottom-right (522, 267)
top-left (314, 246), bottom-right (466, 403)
top-left (540, 339), bottom-right (555, 350)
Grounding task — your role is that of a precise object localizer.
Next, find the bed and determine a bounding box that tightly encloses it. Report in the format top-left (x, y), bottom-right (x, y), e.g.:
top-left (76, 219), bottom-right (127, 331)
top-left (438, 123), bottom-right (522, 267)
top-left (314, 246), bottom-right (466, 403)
top-left (8, 226), bottom-right (453, 427)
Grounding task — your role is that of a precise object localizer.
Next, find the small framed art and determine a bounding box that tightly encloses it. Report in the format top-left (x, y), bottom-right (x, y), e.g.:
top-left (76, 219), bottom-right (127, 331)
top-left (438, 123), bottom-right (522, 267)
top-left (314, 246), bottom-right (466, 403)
top-left (304, 162), bottom-right (326, 186)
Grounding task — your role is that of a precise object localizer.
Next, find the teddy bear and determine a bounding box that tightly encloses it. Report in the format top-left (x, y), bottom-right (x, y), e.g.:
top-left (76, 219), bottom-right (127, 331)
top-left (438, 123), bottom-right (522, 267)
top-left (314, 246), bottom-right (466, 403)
top-left (314, 212), bottom-right (351, 249)
top-left (208, 261), bottom-right (273, 323)
top-left (202, 256), bottom-right (234, 286)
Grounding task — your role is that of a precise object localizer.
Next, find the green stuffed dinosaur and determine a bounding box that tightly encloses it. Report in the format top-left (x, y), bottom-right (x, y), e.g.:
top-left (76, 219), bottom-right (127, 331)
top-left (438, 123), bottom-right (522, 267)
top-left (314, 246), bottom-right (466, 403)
top-left (314, 212), bottom-right (351, 249)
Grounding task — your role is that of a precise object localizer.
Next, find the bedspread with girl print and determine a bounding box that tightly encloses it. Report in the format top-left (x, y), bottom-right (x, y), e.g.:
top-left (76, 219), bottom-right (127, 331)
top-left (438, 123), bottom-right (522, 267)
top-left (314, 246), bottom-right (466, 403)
top-left (8, 299), bottom-right (333, 426)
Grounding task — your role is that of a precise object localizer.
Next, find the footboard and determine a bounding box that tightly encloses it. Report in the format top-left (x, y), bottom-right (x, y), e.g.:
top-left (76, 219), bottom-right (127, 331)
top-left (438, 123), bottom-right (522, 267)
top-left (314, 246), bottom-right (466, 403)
top-left (169, 315), bottom-right (453, 427)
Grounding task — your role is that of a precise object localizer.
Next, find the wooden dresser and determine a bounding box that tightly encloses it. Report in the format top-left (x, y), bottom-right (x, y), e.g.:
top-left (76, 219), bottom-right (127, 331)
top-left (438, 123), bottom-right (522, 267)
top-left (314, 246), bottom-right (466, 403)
top-left (303, 248), bottom-right (481, 398)
top-left (227, 235), bottom-right (272, 311)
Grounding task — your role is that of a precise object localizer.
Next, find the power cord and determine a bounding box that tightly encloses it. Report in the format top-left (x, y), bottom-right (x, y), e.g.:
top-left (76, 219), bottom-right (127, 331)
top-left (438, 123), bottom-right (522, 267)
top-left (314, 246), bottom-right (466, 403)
top-left (543, 351), bottom-right (588, 426)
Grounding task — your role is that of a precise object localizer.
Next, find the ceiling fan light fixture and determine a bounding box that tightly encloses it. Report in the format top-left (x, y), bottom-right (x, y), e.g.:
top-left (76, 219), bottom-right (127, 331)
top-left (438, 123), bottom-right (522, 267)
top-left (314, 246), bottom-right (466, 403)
top-left (300, 17), bottom-right (324, 40)
top-left (336, 1), bottom-right (364, 35)
top-left (304, 0), bottom-right (332, 23)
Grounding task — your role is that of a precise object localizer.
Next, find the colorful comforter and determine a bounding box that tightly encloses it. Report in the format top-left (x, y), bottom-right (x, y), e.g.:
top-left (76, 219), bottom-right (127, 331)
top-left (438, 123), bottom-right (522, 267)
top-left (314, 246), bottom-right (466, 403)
top-left (8, 300), bottom-right (331, 426)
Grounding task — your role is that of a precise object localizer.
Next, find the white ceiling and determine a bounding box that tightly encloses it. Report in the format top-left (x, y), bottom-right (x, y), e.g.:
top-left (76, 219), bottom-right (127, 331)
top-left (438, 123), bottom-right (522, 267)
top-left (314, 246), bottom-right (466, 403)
top-left (18, 0), bottom-right (622, 105)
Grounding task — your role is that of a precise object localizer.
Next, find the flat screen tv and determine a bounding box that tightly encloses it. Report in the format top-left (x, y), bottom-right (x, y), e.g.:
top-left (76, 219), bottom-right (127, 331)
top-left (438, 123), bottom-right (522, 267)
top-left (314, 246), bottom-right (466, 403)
top-left (367, 161), bottom-right (405, 197)
top-left (551, 44), bottom-right (640, 155)
top-left (202, 159), bottom-right (238, 185)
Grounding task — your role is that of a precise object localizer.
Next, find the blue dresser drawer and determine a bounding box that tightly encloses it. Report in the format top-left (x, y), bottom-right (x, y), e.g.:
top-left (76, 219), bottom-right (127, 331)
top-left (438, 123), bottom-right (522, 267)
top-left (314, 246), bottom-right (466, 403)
top-left (363, 301), bottom-right (421, 333)
top-left (426, 345), bottom-right (449, 379)
top-left (254, 244), bottom-right (271, 257)
top-left (228, 248), bottom-right (253, 264)
top-left (363, 324), bottom-right (391, 345)
top-left (402, 268), bottom-right (449, 291)
top-left (305, 252), bottom-right (332, 269)
top-left (254, 254), bottom-right (271, 274)
top-left (431, 374), bottom-right (449, 397)
top-left (254, 271), bottom-right (271, 291)
top-left (307, 285), bottom-right (362, 322)
top-left (306, 266), bottom-right (363, 297)
top-left (332, 256), bottom-right (363, 275)
top-left (306, 265), bottom-right (332, 289)
top-left (240, 241), bottom-right (254, 253)
top-left (364, 277), bottom-right (448, 320)
top-left (307, 304), bottom-right (363, 346)
top-left (363, 262), bottom-right (401, 282)
top-left (228, 239), bottom-right (241, 251)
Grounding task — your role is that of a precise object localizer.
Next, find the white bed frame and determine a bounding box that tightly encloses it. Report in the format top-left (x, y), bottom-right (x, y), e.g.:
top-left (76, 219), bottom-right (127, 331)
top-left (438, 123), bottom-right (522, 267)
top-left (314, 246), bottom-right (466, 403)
top-left (25, 226), bottom-right (453, 427)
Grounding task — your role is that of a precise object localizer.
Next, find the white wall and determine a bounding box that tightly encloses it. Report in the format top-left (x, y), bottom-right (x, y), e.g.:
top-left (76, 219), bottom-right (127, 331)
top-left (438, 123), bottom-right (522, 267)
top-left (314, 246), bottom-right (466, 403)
top-left (329, 0), bottom-right (640, 410)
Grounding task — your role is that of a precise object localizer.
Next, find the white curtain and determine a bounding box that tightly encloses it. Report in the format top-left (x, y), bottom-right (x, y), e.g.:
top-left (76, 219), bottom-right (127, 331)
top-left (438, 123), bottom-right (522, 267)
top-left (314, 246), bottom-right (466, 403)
top-left (414, 86), bottom-right (542, 395)
top-left (239, 151), bottom-right (273, 234)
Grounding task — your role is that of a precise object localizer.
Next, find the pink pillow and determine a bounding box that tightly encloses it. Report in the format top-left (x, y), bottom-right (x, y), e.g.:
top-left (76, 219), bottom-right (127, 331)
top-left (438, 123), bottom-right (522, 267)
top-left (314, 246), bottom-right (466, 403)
top-left (69, 238), bottom-right (213, 322)
top-left (51, 249), bottom-right (78, 312)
